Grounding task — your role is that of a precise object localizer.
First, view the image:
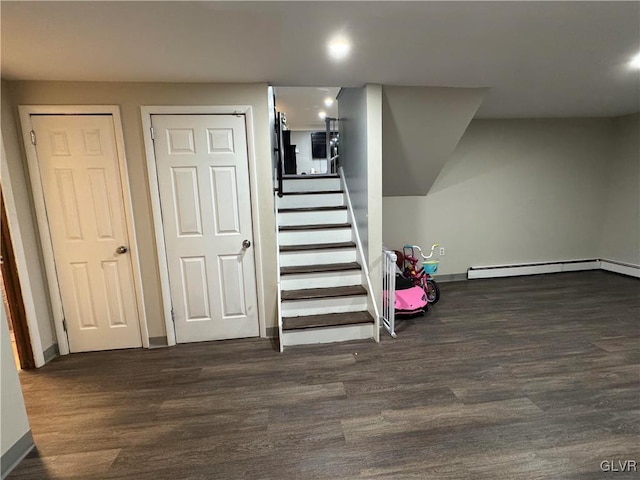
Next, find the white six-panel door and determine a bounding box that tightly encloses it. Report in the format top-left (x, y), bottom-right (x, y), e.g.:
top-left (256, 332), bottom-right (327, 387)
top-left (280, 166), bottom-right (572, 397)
top-left (151, 114), bottom-right (259, 343)
top-left (31, 115), bottom-right (142, 353)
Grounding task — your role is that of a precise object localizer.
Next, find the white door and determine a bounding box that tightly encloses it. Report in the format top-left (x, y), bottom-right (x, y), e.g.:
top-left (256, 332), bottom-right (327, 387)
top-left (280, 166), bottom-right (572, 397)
top-left (31, 115), bottom-right (142, 352)
top-left (151, 114), bottom-right (259, 343)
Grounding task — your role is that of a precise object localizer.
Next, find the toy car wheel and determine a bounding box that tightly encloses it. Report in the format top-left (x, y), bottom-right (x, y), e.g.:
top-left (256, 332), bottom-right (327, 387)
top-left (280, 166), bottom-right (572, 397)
top-left (426, 279), bottom-right (440, 304)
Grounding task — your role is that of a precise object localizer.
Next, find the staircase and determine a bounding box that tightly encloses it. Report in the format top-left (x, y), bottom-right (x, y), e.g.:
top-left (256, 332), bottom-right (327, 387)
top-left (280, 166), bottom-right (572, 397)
top-left (276, 173), bottom-right (378, 350)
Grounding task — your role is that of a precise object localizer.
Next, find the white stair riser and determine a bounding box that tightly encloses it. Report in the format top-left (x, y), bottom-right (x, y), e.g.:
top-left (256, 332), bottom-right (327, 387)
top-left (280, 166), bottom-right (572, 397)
top-left (282, 323), bottom-right (374, 347)
top-left (278, 228), bottom-right (352, 247)
top-left (279, 249), bottom-right (356, 267)
top-left (281, 295), bottom-right (368, 317)
top-left (278, 193), bottom-right (344, 209)
top-left (283, 178), bottom-right (341, 193)
top-left (278, 209), bottom-right (348, 226)
top-left (281, 270), bottom-right (362, 290)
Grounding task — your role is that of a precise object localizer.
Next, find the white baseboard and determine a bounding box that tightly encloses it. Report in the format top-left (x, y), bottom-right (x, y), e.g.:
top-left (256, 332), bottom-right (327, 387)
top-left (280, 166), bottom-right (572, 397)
top-left (468, 259), bottom-right (601, 279)
top-left (468, 259), bottom-right (640, 280)
top-left (600, 259), bottom-right (640, 278)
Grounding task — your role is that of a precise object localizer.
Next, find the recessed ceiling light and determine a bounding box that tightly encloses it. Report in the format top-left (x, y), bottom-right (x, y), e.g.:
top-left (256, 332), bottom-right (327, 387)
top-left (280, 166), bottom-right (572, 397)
top-left (328, 36), bottom-right (351, 60)
top-left (629, 52), bottom-right (640, 69)
top-left (319, 111), bottom-right (327, 120)
top-left (324, 97), bottom-right (334, 107)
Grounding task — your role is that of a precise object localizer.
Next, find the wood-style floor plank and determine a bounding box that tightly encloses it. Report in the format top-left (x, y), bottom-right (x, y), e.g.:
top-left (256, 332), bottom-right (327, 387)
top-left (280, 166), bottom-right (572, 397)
top-left (8, 271), bottom-right (639, 479)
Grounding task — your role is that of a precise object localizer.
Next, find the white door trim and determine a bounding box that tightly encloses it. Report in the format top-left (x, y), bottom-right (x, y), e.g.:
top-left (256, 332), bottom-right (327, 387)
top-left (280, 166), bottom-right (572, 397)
top-left (140, 106), bottom-right (266, 345)
top-left (0, 137), bottom-right (46, 366)
top-left (18, 105), bottom-right (149, 355)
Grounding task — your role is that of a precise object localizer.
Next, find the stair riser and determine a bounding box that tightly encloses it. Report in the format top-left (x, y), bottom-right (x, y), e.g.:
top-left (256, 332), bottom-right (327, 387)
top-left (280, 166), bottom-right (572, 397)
top-left (279, 249), bottom-right (356, 267)
top-left (281, 323), bottom-right (375, 347)
top-left (281, 271), bottom-right (362, 290)
top-left (283, 178), bottom-right (342, 193)
top-left (278, 228), bottom-right (352, 247)
top-left (278, 210), bottom-right (348, 226)
top-left (281, 295), bottom-right (368, 317)
top-left (278, 193), bottom-right (344, 209)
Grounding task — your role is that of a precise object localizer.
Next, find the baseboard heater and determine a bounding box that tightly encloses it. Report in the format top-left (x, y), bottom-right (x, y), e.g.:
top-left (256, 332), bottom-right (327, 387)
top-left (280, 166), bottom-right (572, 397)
top-left (468, 259), bottom-right (640, 280)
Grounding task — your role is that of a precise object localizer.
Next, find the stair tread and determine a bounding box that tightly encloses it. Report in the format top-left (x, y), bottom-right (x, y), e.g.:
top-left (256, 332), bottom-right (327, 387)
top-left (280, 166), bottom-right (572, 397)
top-left (283, 174), bottom-right (339, 179)
top-left (280, 242), bottom-right (355, 252)
top-left (281, 190), bottom-right (344, 196)
top-left (281, 262), bottom-right (362, 275)
top-left (278, 205), bottom-right (347, 213)
top-left (282, 311), bottom-right (374, 330)
top-left (279, 223), bottom-right (351, 231)
top-left (281, 285), bottom-right (367, 301)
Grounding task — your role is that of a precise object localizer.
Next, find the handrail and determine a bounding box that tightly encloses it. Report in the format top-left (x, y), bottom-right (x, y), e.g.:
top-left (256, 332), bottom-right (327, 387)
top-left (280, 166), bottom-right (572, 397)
top-left (339, 166), bottom-right (381, 342)
top-left (275, 112), bottom-right (284, 197)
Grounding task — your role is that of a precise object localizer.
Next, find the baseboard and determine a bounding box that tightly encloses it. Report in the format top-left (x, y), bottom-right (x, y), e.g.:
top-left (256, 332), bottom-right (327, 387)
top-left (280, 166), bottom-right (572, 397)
top-left (468, 258), bottom-right (640, 280)
top-left (1, 430), bottom-right (34, 479)
top-left (266, 327), bottom-right (279, 338)
top-left (600, 259), bottom-right (640, 278)
top-left (148, 336), bottom-right (168, 348)
top-left (434, 273), bottom-right (468, 283)
top-left (468, 259), bottom-right (601, 279)
top-left (42, 343), bottom-right (58, 364)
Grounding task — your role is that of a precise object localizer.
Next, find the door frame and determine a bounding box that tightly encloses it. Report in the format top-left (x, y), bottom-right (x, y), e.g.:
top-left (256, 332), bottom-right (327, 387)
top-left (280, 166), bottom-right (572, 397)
top-left (1, 188), bottom-right (37, 369)
top-left (140, 106), bottom-right (266, 346)
top-left (0, 139), bottom-right (45, 366)
top-left (18, 105), bottom-right (149, 355)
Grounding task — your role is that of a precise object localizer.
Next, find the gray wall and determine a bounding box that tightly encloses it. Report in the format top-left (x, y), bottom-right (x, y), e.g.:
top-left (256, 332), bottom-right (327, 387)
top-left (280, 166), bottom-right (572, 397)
top-left (382, 86), bottom-right (487, 196)
top-left (383, 118), bottom-right (616, 275)
top-left (600, 113), bottom-right (640, 265)
top-left (2, 81), bottom-right (277, 344)
top-left (338, 85), bottom-right (383, 312)
top-left (339, 87), bottom-right (370, 257)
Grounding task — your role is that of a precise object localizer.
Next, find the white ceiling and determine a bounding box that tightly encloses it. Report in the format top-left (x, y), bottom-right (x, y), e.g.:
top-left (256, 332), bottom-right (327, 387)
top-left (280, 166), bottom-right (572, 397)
top-left (2, 1), bottom-right (639, 118)
top-left (275, 86), bottom-right (340, 130)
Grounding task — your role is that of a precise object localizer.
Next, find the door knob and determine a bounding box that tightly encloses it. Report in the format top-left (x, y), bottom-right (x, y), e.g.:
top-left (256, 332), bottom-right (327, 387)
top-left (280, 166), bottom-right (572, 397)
top-left (116, 246), bottom-right (129, 255)
top-left (242, 239), bottom-right (251, 249)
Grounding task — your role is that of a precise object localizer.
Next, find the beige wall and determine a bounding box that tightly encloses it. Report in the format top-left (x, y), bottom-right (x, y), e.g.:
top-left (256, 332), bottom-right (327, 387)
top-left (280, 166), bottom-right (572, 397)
top-left (1, 81), bottom-right (56, 355)
top-left (2, 81), bottom-right (277, 342)
top-left (383, 118), bottom-right (614, 275)
top-left (1, 302), bottom-right (31, 463)
top-left (381, 86), bottom-right (487, 196)
top-left (599, 113), bottom-right (640, 265)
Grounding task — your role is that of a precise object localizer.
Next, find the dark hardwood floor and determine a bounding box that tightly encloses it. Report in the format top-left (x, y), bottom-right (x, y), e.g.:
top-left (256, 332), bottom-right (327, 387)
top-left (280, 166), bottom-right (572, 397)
top-left (9, 271), bottom-right (640, 479)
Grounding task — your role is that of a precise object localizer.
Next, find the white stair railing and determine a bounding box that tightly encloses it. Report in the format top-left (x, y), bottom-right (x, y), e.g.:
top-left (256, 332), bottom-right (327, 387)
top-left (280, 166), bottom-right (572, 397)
top-left (339, 167), bottom-right (380, 341)
top-left (382, 248), bottom-right (397, 338)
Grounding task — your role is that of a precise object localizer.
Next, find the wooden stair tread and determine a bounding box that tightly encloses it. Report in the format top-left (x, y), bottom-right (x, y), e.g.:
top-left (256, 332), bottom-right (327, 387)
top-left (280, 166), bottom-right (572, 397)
top-left (280, 242), bottom-right (355, 252)
top-left (279, 223), bottom-right (351, 231)
top-left (278, 205), bottom-right (347, 213)
top-left (280, 262), bottom-right (361, 275)
top-left (281, 285), bottom-right (367, 301)
top-left (283, 174), bottom-right (339, 179)
top-left (282, 311), bottom-right (374, 330)
top-left (281, 190), bottom-right (343, 196)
